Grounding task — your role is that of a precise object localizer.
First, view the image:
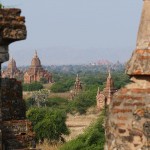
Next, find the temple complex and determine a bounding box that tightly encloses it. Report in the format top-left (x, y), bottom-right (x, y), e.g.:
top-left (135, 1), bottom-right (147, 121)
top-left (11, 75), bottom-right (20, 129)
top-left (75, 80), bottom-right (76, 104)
top-left (96, 71), bottom-right (116, 111)
top-left (24, 51), bottom-right (52, 84)
top-left (2, 57), bottom-right (23, 80)
top-left (105, 0), bottom-right (150, 149)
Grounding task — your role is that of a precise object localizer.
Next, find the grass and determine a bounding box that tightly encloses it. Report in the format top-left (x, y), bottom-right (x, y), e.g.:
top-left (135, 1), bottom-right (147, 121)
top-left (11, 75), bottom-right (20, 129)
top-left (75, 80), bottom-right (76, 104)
top-left (37, 140), bottom-right (61, 150)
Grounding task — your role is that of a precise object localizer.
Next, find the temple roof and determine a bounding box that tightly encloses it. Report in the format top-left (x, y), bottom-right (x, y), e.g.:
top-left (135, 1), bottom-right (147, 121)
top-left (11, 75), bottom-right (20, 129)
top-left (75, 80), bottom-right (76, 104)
top-left (7, 57), bottom-right (17, 71)
top-left (31, 51), bottom-right (41, 67)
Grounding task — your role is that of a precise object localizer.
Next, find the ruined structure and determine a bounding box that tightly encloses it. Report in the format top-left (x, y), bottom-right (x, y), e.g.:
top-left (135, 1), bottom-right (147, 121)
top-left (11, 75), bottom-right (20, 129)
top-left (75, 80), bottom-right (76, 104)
top-left (0, 8), bottom-right (35, 149)
top-left (105, 0), bottom-right (150, 149)
top-left (74, 74), bottom-right (82, 93)
top-left (70, 74), bottom-right (82, 99)
top-left (96, 71), bottom-right (116, 111)
top-left (24, 51), bottom-right (52, 84)
top-left (2, 57), bottom-right (23, 81)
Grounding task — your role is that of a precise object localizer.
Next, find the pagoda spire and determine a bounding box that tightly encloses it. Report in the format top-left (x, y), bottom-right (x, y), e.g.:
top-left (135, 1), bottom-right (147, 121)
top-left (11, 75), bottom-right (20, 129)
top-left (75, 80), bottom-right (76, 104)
top-left (108, 69), bottom-right (111, 79)
top-left (136, 0), bottom-right (150, 50)
top-left (126, 0), bottom-right (150, 75)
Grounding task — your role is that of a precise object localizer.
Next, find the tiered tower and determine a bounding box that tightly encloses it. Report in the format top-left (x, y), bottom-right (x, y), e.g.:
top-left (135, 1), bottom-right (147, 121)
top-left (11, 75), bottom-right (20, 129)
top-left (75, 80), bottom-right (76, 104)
top-left (96, 71), bottom-right (116, 111)
top-left (74, 74), bottom-right (82, 93)
top-left (2, 57), bottom-right (23, 80)
top-left (105, 0), bottom-right (150, 149)
top-left (70, 74), bottom-right (82, 100)
top-left (24, 51), bottom-right (52, 83)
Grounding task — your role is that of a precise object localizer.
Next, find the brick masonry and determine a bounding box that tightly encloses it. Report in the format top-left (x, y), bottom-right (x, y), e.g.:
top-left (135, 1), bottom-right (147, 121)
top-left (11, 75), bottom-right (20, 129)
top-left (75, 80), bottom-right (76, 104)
top-left (105, 1), bottom-right (150, 149)
top-left (0, 8), bottom-right (36, 150)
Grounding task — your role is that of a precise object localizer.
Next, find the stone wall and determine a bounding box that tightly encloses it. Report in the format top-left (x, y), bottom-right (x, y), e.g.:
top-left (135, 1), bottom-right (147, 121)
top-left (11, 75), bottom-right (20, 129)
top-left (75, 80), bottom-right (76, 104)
top-left (1, 78), bottom-right (25, 121)
top-left (0, 78), bottom-right (35, 149)
top-left (105, 77), bottom-right (150, 149)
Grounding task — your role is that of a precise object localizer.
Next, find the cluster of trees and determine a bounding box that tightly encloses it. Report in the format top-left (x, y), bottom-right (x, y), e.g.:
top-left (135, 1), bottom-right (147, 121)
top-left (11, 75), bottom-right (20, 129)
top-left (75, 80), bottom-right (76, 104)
top-left (26, 89), bottom-right (96, 115)
top-left (27, 108), bottom-right (69, 142)
top-left (23, 82), bottom-right (43, 91)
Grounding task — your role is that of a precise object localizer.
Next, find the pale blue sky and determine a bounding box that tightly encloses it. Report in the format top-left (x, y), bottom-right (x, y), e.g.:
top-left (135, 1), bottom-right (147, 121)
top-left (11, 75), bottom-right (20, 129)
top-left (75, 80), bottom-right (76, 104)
top-left (2, 0), bottom-right (142, 65)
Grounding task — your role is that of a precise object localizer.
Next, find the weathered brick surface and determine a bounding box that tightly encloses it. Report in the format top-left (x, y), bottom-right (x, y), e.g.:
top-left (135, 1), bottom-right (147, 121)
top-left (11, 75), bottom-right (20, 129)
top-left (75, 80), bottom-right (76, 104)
top-left (105, 0), bottom-right (150, 149)
top-left (1, 78), bottom-right (25, 121)
top-left (126, 50), bottom-right (150, 75)
top-left (0, 8), bottom-right (26, 63)
top-left (105, 79), bottom-right (150, 150)
top-left (1, 120), bottom-right (35, 149)
top-left (0, 79), bottom-right (35, 149)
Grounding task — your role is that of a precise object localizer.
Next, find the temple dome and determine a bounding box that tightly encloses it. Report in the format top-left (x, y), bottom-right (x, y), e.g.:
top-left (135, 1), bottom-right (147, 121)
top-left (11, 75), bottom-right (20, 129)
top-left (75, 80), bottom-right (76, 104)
top-left (31, 51), bottom-right (41, 67)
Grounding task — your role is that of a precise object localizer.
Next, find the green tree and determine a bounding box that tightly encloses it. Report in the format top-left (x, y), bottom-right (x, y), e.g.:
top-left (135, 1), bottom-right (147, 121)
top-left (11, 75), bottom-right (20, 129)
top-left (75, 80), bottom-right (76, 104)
top-left (23, 82), bottom-right (43, 91)
top-left (27, 108), bottom-right (69, 142)
top-left (51, 78), bottom-right (74, 93)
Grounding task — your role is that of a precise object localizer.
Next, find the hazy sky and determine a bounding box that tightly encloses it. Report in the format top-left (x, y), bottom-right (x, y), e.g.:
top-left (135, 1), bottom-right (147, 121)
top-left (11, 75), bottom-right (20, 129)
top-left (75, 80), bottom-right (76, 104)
top-left (2, 0), bottom-right (142, 65)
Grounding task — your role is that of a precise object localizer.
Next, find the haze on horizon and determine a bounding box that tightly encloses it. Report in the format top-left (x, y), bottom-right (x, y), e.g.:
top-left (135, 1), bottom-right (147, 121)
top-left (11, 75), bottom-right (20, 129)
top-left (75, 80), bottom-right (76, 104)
top-left (1, 0), bottom-right (142, 66)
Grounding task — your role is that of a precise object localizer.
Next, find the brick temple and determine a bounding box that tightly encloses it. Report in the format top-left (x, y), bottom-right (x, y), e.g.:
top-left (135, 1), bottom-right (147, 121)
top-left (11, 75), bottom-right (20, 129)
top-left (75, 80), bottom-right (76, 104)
top-left (70, 74), bottom-right (82, 100)
top-left (105, 0), bottom-right (150, 149)
top-left (24, 51), bottom-right (52, 84)
top-left (96, 71), bottom-right (116, 111)
top-left (74, 74), bottom-right (82, 93)
top-left (2, 57), bottom-right (23, 81)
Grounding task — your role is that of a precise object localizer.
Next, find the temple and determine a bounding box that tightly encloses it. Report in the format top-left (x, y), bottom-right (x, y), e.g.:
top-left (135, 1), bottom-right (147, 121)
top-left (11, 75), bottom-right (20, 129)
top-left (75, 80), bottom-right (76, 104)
top-left (24, 51), bottom-right (52, 83)
top-left (96, 71), bottom-right (116, 111)
top-left (70, 74), bottom-right (82, 99)
top-left (105, 0), bottom-right (150, 149)
top-left (74, 74), bottom-right (82, 93)
top-left (2, 57), bottom-right (23, 81)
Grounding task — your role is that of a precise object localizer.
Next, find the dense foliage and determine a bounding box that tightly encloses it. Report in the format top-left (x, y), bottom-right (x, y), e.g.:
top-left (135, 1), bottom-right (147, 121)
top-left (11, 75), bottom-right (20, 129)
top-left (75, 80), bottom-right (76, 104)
top-left (67, 89), bottom-right (97, 114)
top-left (26, 89), bottom-right (96, 115)
top-left (26, 96), bottom-right (68, 110)
top-left (26, 108), bottom-right (69, 142)
top-left (23, 82), bottom-right (43, 91)
top-left (50, 76), bottom-right (74, 93)
top-left (60, 111), bottom-right (105, 150)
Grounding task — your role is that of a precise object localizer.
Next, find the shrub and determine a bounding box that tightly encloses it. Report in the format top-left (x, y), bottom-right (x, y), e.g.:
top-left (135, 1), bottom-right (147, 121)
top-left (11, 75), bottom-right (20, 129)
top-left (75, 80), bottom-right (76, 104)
top-left (46, 97), bottom-right (68, 110)
top-left (50, 79), bottom-right (74, 93)
top-left (60, 110), bottom-right (105, 150)
top-left (23, 82), bottom-right (43, 91)
top-left (67, 88), bottom-right (97, 114)
top-left (27, 108), bottom-right (69, 142)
